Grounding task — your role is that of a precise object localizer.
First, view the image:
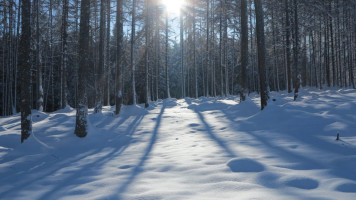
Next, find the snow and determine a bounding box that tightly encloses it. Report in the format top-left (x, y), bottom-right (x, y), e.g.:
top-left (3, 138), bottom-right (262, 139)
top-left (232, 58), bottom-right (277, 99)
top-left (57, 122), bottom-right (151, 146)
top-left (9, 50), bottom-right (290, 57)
top-left (1, 88), bottom-right (356, 199)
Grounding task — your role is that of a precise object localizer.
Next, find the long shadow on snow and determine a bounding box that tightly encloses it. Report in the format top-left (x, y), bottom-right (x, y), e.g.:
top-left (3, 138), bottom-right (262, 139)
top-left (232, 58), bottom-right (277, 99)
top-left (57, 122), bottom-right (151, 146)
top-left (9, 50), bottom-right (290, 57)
top-left (93, 103), bottom-right (158, 129)
top-left (0, 110), bottom-right (147, 199)
top-left (188, 99), bottom-right (324, 168)
top-left (115, 102), bottom-right (166, 199)
top-left (0, 113), bottom-right (77, 168)
top-left (188, 104), bottom-right (236, 158)
top-left (224, 101), bottom-right (330, 168)
top-left (218, 96), bottom-right (356, 181)
top-left (37, 114), bottom-right (146, 200)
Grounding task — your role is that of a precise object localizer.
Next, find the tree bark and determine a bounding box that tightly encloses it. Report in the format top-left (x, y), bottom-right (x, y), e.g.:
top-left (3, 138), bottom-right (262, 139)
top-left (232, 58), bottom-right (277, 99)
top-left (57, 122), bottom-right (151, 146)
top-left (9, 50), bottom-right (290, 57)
top-left (131, 0), bottom-right (137, 104)
top-left (193, 0), bottom-right (197, 98)
top-left (285, 0), bottom-right (292, 93)
top-left (240, 0), bottom-right (248, 101)
top-left (254, 0), bottom-right (269, 110)
top-left (145, 0), bottom-right (150, 107)
top-left (95, 0), bottom-right (106, 113)
top-left (75, 0), bottom-right (90, 138)
top-left (106, 0), bottom-right (111, 106)
top-left (165, 10), bottom-right (171, 99)
top-left (115, 0), bottom-right (123, 114)
top-left (181, 6), bottom-right (185, 98)
top-left (293, 0), bottom-right (300, 101)
top-left (19, 0), bottom-right (32, 143)
top-left (60, 0), bottom-right (68, 109)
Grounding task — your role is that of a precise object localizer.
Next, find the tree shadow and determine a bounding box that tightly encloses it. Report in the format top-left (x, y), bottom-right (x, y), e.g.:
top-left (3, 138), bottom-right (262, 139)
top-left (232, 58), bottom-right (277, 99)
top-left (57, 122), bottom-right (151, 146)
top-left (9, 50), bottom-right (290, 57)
top-left (0, 107), bottom-right (148, 199)
top-left (115, 102), bottom-right (166, 199)
top-left (212, 95), bottom-right (356, 182)
top-left (188, 104), bottom-right (236, 158)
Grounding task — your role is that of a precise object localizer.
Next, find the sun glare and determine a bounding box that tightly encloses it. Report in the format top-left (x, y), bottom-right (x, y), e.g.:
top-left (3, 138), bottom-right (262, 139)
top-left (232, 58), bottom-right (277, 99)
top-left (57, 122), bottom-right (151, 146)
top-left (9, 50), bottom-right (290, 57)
top-left (162, 0), bottom-right (185, 15)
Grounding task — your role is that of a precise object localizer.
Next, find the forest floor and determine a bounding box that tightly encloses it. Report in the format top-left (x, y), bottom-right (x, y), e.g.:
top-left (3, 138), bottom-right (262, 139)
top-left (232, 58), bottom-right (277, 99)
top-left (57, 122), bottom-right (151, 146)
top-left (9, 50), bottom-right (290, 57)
top-left (1, 88), bottom-right (356, 200)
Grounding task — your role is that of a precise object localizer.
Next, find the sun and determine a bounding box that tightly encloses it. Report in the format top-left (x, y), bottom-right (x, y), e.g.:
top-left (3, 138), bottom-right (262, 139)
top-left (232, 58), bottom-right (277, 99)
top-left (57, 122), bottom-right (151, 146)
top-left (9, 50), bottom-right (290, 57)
top-left (161, 0), bottom-right (185, 15)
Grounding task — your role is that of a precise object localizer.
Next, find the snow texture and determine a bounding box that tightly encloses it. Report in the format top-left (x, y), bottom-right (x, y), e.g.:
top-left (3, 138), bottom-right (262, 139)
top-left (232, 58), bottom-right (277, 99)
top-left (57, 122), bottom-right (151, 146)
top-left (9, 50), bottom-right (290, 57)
top-left (1, 88), bottom-right (356, 199)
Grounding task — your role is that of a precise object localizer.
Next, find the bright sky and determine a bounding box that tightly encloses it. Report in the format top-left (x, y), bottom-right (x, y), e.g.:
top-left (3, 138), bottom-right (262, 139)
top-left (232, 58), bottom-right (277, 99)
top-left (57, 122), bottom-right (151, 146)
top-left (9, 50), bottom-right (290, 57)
top-left (161, 0), bottom-right (185, 16)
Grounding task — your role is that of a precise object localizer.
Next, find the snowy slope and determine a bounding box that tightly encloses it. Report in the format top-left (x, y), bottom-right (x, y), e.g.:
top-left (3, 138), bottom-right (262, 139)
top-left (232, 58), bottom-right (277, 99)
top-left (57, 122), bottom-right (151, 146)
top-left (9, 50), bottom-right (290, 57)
top-left (1, 88), bottom-right (356, 200)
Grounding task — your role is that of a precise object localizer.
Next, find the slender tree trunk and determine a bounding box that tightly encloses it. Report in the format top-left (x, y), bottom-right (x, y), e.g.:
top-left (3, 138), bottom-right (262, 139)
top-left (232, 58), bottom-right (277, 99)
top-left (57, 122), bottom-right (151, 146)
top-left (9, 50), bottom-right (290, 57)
top-left (212, 0), bottom-right (216, 96)
top-left (329, 2), bottom-right (336, 87)
top-left (131, 0), bottom-right (137, 104)
top-left (271, 7), bottom-right (279, 91)
top-left (219, 0), bottom-right (224, 96)
top-left (19, 0), bottom-right (32, 142)
top-left (285, 0), bottom-right (292, 93)
top-left (325, 16), bottom-right (331, 87)
top-left (2, 4), bottom-right (6, 116)
top-left (106, 0), bottom-right (111, 106)
top-left (205, 0), bottom-right (210, 96)
top-left (95, 0), bottom-right (106, 113)
top-left (165, 10), bottom-right (170, 99)
top-left (145, 0), bottom-right (150, 107)
top-left (115, 0), bottom-right (123, 115)
top-left (193, 0), bottom-right (198, 98)
top-left (50, 0), bottom-right (54, 111)
top-left (181, 6), bottom-right (185, 98)
top-left (319, 16), bottom-right (323, 89)
top-left (34, 0), bottom-right (43, 111)
top-left (75, 0), bottom-right (90, 138)
top-left (14, 0), bottom-right (21, 113)
top-left (60, 0), bottom-right (68, 109)
top-left (254, 0), bottom-right (269, 110)
top-left (155, 3), bottom-right (160, 100)
top-left (293, 0), bottom-right (300, 101)
top-left (240, 0), bottom-right (248, 101)
top-left (224, 0), bottom-right (228, 96)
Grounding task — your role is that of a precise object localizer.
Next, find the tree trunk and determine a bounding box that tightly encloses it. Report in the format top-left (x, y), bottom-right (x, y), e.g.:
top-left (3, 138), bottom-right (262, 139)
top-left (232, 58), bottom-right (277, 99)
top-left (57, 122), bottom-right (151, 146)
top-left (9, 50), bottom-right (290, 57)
top-left (95, 0), bottom-right (106, 113)
top-left (224, 0), bottom-right (228, 96)
top-left (19, 0), bottom-right (32, 143)
top-left (285, 0), bottom-right (292, 93)
top-left (131, 0), bottom-right (137, 104)
top-left (240, 0), bottom-right (248, 101)
top-left (106, 0), bottom-right (111, 106)
top-left (75, 0), bottom-right (90, 138)
top-left (193, 0), bottom-right (198, 98)
top-left (293, 0), bottom-right (300, 101)
top-left (181, 6), bottom-right (185, 98)
top-left (206, 0), bottom-right (210, 97)
top-left (254, 0), bottom-right (268, 110)
top-left (145, 0), bottom-right (150, 107)
top-left (329, 2), bottom-right (336, 87)
top-left (115, 0), bottom-right (123, 114)
top-left (60, 0), bottom-right (68, 109)
top-left (165, 10), bottom-right (171, 99)
top-left (271, 6), bottom-right (279, 91)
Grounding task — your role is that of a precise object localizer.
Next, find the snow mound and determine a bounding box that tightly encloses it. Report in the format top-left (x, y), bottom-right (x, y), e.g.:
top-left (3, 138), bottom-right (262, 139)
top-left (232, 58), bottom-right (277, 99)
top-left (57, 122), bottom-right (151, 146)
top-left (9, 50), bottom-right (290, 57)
top-left (227, 158), bottom-right (265, 172)
top-left (335, 183), bottom-right (356, 193)
top-left (284, 177), bottom-right (319, 190)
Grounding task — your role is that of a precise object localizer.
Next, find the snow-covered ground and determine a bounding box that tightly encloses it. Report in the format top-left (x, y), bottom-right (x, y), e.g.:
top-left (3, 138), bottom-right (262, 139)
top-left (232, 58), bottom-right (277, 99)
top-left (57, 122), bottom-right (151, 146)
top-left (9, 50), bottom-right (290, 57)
top-left (1, 88), bottom-right (356, 200)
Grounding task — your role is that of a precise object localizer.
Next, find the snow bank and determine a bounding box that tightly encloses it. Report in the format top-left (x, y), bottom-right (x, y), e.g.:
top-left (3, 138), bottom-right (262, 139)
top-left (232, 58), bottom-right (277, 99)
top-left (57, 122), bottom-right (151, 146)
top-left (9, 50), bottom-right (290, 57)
top-left (1, 88), bottom-right (356, 199)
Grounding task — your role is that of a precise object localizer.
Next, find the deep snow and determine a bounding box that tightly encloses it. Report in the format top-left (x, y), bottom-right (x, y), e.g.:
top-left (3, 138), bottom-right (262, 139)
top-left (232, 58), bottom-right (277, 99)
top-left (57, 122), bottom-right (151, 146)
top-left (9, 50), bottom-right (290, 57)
top-left (1, 88), bottom-right (356, 200)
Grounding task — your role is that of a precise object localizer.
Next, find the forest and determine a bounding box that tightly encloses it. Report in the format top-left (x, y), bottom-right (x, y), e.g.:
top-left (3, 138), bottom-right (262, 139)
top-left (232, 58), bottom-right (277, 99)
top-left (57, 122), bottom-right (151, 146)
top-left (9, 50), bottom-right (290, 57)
top-left (1, 0), bottom-right (356, 141)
